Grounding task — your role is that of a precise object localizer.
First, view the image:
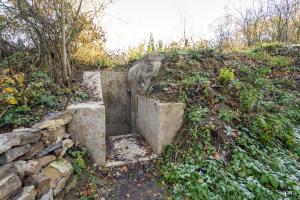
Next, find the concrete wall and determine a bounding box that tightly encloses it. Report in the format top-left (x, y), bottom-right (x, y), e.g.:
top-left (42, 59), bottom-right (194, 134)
top-left (82, 71), bottom-right (103, 101)
top-left (136, 96), bottom-right (185, 154)
top-left (67, 102), bottom-right (106, 166)
top-left (128, 54), bottom-right (165, 132)
top-left (101, 72), bottom-right (131, 136)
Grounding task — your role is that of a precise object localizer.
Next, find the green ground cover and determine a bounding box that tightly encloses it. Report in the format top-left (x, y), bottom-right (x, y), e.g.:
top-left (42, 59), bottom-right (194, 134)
top-left (149, 44), bottom-right (300, 199)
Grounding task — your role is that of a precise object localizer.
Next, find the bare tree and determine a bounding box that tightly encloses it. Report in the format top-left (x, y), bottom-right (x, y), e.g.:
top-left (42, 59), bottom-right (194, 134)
top-left (214, 6), bottom-right (237, 52)
top-left (0, 0), bottom-right (107, 83)
top-left (233, 0), bottom-right (300, 46)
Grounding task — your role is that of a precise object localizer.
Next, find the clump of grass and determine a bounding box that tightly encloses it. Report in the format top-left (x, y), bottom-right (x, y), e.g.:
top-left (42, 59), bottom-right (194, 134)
top-left (219, 67), bottom-right (235, 84)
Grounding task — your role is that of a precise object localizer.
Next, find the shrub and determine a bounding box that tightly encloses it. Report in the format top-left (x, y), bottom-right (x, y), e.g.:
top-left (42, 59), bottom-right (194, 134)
top-left (219, 67), bottom-right (235, 84)
top-left (71, 150), bottom-right (86, 176)
top-left (128, 43), bottom-right (146, 61)
top-left (0, 68), bottom-right (89, 128)
top-left (239, 87), bottom-right (258, 112)
top-left (251, 42), bottom-right (284, 54)
top-left (250, 114), bottom-right (295, 146)
top-left (188, 106), bottom-right (208, 125)
top-left (267, 56), bottom-right (293, 68)
top-left (218, 108), bottom-right (235, 123)
top-left (248, 51), bottom-right (269, 61)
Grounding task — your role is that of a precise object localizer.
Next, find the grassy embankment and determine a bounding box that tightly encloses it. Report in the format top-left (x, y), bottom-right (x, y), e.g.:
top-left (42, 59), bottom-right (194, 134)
top-left (148, 44), bottom-right (300, 199)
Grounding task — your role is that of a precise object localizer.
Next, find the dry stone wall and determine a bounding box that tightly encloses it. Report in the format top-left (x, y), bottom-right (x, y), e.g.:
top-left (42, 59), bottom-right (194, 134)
top-left (0, 111), bottom-right (74, 200)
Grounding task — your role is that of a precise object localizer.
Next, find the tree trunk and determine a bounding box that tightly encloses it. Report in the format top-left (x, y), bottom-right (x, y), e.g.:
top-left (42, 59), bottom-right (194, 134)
top-left (61, 0), bottom-right (69, 82)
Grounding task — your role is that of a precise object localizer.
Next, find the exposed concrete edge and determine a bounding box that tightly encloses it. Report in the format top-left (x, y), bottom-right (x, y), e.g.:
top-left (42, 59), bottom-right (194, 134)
top-left (106, 155), bottom-right (158, 168)
top-left (136, 96), bottom-right (185, 154)
top-left (67, 101), bottom-right (106, 166)
top-left (67, 101), bottom-right (104, 109)
top-left (82, 71), bottom-right (103, 102)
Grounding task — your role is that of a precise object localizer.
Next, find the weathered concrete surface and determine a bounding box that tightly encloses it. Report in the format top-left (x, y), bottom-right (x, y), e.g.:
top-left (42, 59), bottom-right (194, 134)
top-left (106, 134), bottom-right (157, 167)
top-left (128, 54), bottom-right (165, 132)
top-left (0, 173), bottom-right (22, 200)
top-left (82, 71), bottom-right (103, 101)
top-left (136, 96), bottom-right (185, 154)
top-left (67, 102), bottom-right (106, 165)
top-left (101, 71), bottom-right (131, 136)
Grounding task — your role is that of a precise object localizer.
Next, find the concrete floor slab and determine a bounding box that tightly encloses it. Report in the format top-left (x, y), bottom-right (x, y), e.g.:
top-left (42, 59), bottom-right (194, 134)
top-left (106, 134), bottom-right (157, 167)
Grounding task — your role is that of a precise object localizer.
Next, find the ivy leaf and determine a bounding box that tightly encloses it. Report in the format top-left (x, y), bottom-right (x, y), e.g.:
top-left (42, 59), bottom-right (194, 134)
top-left (260, 174), bottom-right (269, 184)
top-left (269, 175), bottom-right (279, 189)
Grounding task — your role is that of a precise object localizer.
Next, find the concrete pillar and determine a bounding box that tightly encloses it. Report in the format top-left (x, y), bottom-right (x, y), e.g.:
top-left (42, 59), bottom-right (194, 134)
top-left (82, 71), bottom-right (103, 101)
top-left (67, 102), bottom-right (106, 165)
top-left (136, 96), bottom-right (185, 154)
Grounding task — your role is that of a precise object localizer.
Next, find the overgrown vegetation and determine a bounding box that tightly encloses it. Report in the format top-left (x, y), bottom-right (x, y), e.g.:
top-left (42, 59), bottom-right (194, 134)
top-left (0, 0), bottom-right (299, 199)
top-left (0, 52), bottom-right (89, 130)
top-left (148, 43), bottom-right (300, 199)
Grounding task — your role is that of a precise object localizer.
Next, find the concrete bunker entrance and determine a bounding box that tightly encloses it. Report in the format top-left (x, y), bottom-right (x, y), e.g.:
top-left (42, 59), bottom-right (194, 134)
top-left (68, 55), bottom-right (185, 167)
top-left (101, 71), bottom-right (132, 136)
top-left (100, 69), bottom-right (185, 166)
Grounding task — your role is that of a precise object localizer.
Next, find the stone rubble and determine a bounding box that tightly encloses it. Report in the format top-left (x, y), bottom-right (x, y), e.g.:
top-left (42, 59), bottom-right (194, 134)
top-left (0, 173), bottom-right (22, 200)
top-left (13, 185), bottom-right (37, 200)
top-left (0, 133), bottom-right (20, 154)
top-left (0, 111), bottom-right (75, 200)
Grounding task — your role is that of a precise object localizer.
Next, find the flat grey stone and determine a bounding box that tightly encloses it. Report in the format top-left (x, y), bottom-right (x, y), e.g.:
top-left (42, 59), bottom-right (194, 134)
top-left (13, 128), bottom-right (40, 133)
top-left (39, 188), bottom-right (53, 200)
top-left (13, 185), bottom-right (37, 200)
top-left (0, 144), bottom-right (31, 164)
top-left (33, 111), bottom-right (72, 130)
top-left (14, 160), bottom-right (41, 178)
top-left (0, 173), bottom-right (22, 200)
top-left (0, 133), bottom-right (21, 154)
top-left (0, 163), bottom-right (16, 179)
top-left (14, 131), bottom-right (41, 145)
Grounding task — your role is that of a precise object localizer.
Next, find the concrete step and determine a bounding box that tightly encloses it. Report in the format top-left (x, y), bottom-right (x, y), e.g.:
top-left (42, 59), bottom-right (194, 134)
top-left (106, 134), bottom-right (157, 167)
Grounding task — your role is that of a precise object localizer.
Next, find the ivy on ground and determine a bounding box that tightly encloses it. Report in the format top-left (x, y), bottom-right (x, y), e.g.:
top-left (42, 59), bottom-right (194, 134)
top-left (151, 44), bottom-right (300, 200)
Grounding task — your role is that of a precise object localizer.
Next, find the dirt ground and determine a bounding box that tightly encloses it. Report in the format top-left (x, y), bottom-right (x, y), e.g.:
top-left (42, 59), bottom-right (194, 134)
top-left (64, 160), bottom-right (167, 200)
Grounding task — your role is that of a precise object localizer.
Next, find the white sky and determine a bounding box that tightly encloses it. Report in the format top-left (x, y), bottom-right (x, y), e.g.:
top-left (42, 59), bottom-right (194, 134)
top-left (100, 0), bottom-right (242, 50)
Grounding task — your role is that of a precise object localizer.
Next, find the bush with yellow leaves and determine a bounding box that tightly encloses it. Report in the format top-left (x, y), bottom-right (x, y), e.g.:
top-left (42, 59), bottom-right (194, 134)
top-left (0, 69), bottom-right (24, 106)
top-left (0, 68), bottom-right (88, 128)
